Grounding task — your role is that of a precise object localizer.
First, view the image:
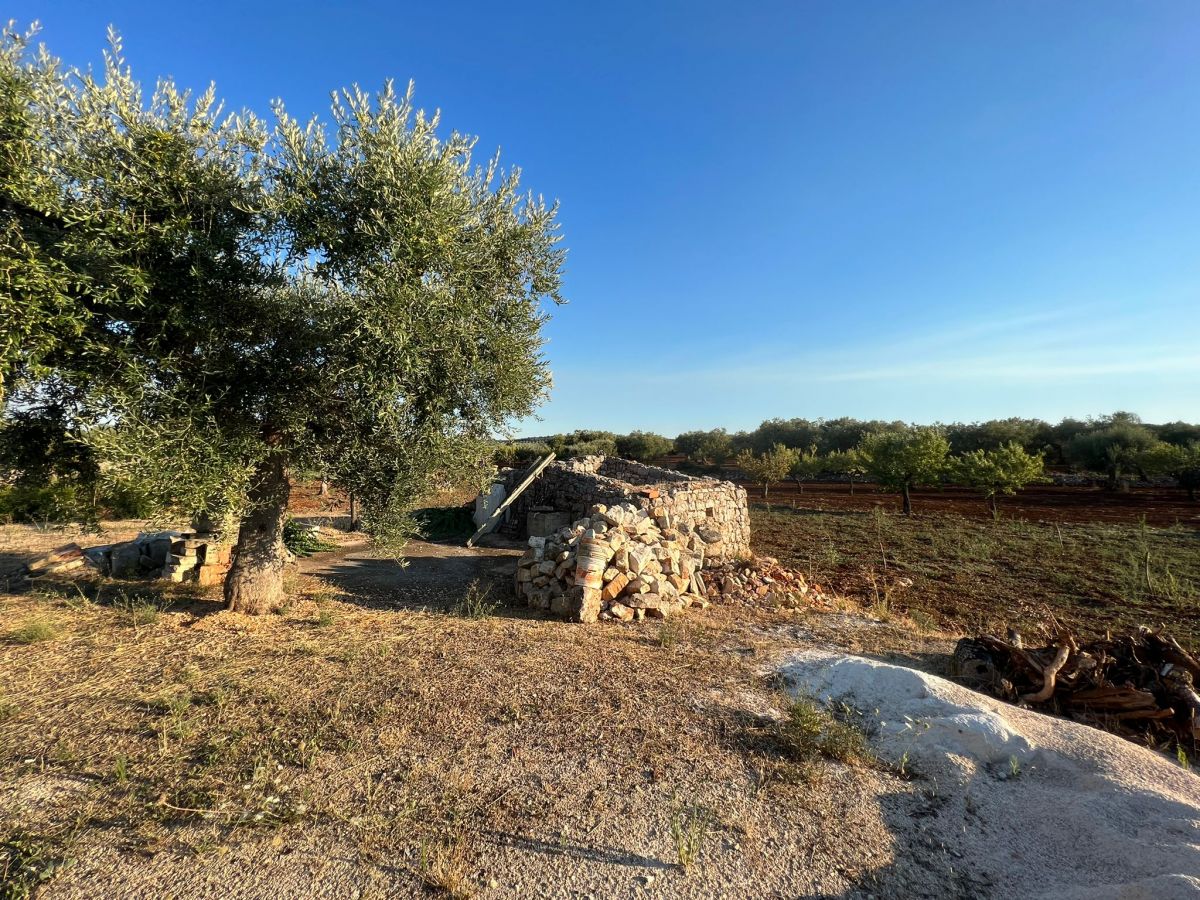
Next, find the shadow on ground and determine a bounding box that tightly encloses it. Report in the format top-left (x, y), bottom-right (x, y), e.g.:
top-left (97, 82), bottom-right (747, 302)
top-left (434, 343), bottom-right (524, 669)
top-left (487, 831), bottom-right (675, 871)
top-left (301, 539), bottom-right (527, 614)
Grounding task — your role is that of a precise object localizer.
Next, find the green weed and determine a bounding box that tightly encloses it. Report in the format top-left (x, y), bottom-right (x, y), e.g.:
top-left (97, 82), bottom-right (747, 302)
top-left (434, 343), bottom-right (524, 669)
top-left (780, 697), bottom-right (873, 769)
top-left (450, 582), bottom-right (497, 619)
top-left (0, 829), bottom-right (75, 900)
top-left (8, 619), bottom-right (58, 644)
top-left (669, 803), bottom-right (712, 870)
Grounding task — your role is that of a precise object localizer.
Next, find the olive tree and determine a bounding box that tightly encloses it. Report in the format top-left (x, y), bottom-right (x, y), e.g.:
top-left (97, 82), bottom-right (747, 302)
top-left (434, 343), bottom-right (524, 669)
top-left (786, 445), bottom-right (821, 493)
top-left (951, 442), bottom-right (1044, 518)
top-left (825, 448), bottom-right (866, 494)
top-left (1065, 420), bottom-right (1157, 490)
top-left (2, 28), bottom-right (564, 613)
top-left (614, 431), bottom-right (673, 462)
top-left (858, 427), bottom-right (949, 515)
top-left (1137, 442), bottom-right (1200, 501)
top-left (675, 429), bottom-right (733, 466)
top-left (735, 443), bottom-right (798, 499)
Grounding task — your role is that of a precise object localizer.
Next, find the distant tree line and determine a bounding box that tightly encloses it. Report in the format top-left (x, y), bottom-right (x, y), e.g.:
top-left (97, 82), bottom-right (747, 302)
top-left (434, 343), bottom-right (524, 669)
top-left (12, 409), bottom-right (1195, 524)
top-left (672, 412), bottom-right (1200, 468)
top-left (481, 412), bottom-right (1200, 516)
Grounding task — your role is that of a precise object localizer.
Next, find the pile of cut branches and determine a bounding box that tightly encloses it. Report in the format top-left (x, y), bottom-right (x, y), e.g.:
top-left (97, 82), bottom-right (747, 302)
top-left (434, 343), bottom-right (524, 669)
top-left (952, 626), bottom-right (1200, 754)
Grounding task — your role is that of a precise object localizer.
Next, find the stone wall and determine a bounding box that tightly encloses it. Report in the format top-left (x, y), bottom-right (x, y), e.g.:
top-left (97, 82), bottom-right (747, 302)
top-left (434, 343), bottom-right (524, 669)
top-left (500, 455), bottom-right (750, 565)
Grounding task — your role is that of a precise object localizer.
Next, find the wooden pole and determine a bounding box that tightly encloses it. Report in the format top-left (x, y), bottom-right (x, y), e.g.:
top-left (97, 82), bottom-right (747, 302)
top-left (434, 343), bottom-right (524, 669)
top-left (466, 453), bottom-right (556, 547)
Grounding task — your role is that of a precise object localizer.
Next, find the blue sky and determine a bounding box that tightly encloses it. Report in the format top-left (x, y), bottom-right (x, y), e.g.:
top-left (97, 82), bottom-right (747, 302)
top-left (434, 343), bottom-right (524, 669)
top-left (18, 1), bottom-right (1200, 435)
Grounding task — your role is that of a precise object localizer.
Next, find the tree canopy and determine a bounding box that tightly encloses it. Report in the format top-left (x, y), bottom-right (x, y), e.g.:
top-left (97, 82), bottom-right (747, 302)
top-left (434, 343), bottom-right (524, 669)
top-left (1, 26), bottom-right (564, 611)
top-left (614, 431), bottom-right (673, 462)
top-left (735, 443), bottom-right (798, 499)
top-left (952, 442), bottom-right (1045, 517)
top-left (858, 428), bottom-right (949, 515)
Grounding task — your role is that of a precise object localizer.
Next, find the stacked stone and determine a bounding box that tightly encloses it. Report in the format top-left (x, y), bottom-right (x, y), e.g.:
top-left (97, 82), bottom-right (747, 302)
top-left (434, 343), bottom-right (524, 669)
top-left (164, 533), bottom-right (233, 585)
top-left (501, 455), bottom-right (751, 565)
top-left (513, 501), bottom-right (713, 624)
top-left (70, 530), bottom-right (234, 586)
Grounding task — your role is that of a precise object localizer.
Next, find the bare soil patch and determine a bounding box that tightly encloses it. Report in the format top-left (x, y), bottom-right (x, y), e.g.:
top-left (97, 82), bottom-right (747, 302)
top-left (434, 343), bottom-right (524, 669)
top-left (752, 505), bottom-right (1200, 653)
top-left (738, 480), bottom-right (1200, 527)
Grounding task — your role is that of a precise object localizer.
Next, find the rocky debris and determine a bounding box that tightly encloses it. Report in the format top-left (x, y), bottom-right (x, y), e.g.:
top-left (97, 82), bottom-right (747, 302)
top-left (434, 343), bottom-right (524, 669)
top-left (702, 555), bottom-right (834, 611)
top-left (513, 502), bottom-right (714, 623)
top-left (25, 543), bottom-right (86, 577)
top-left (952, 627), bottom-right (1200, 751)
top-left (30, 531), bottom-right (234, 587)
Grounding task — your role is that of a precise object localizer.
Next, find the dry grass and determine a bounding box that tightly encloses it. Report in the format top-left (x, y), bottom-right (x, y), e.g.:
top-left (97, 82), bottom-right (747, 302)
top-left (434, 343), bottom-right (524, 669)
top-left (0, 518), bottom-right (951, 896)
top-left (0, 562), bottom-right (896, 895)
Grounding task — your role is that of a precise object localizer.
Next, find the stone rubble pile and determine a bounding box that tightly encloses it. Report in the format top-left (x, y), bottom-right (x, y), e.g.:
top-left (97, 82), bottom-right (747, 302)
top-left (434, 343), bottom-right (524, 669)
top-left (514, 501), bottom-right (716, 623)
top-left (702, 556), bottom-right (834, 611)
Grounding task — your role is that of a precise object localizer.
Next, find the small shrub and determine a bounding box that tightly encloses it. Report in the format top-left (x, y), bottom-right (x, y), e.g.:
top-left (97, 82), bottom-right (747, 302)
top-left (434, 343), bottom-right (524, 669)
top-left (9, 619), bottom-right (58, 645)
top-left (451, 582), bottom-right (497, 619)
top-left (282, 518), bottom-right (337, 558)
top-left (0, 482), bottom-right (88, 524)
top-left (779, 696), bottom-right (872, 769)
top-left (411, 506), bottom-right (476, 542)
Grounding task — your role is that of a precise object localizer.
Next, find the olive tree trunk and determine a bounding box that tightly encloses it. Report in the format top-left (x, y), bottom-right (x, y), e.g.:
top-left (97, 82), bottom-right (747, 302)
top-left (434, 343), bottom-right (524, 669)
top-left (901, 482), bottom-right (913, 516)
top-left (225, 457), bottom-right (291, 614)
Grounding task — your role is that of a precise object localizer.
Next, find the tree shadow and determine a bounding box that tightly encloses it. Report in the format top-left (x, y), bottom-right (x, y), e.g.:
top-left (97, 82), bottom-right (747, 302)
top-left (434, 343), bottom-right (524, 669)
top-left (485, 830), bottom-right (674, 871)
top-left (307, 547), bottom-right (535, 620)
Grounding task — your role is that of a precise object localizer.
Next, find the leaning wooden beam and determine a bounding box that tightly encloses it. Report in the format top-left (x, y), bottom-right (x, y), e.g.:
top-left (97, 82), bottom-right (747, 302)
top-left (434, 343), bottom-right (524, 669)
top-left (466, 452), bottom-right (556, 547)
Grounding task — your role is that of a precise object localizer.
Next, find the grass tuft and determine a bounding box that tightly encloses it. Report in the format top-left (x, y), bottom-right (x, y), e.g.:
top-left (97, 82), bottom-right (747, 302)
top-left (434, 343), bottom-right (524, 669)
top-left (779, 696), bottom-right (873, 770)
top-left (8, 619), bottom-right (58, 645)
top-left (669, 803), bottom-right (712, 870)
top-left (419, 835), bottom-right (475, 898)
top-left (450, 581), bottom-right (497, 619)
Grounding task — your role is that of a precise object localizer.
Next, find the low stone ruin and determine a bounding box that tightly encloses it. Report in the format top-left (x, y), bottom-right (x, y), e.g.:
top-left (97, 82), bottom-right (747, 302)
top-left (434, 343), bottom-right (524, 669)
top-left (514, 501), bottom-right (712, 622)
top-left (500, 455), bottom-right (750, 564)
top-left (26, 530), bottom-right (233, 587)
top-left (504, 455), bottom-right (752, 624)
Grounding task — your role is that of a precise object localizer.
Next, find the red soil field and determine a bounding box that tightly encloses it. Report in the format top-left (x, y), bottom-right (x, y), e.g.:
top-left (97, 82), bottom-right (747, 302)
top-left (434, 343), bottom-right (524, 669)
top-left (734, 480), bottom-right (1200, 528)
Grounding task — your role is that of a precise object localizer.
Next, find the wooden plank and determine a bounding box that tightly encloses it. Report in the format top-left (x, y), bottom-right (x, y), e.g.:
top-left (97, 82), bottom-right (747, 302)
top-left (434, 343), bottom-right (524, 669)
top-left (466, 453), bottom-right (556, 547)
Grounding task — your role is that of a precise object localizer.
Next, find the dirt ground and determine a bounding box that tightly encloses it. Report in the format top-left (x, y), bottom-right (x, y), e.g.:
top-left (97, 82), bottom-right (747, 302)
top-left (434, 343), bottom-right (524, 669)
top-left (3, 509), bottom-right (1196, 899)
top-left (0, 521), bottom-right (974, 900)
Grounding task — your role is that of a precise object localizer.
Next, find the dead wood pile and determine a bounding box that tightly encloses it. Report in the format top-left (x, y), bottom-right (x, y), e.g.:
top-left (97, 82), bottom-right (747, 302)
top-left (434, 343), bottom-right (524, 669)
top-left (952, 627), bottom-right (1200, 752)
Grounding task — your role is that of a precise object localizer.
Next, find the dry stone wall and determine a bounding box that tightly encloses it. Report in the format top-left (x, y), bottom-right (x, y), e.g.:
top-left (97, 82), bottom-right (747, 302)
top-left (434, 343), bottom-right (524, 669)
top-left (501, 455), bottom-right (750, 566)
top-left (513, 501), bottom-right (712, 623)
